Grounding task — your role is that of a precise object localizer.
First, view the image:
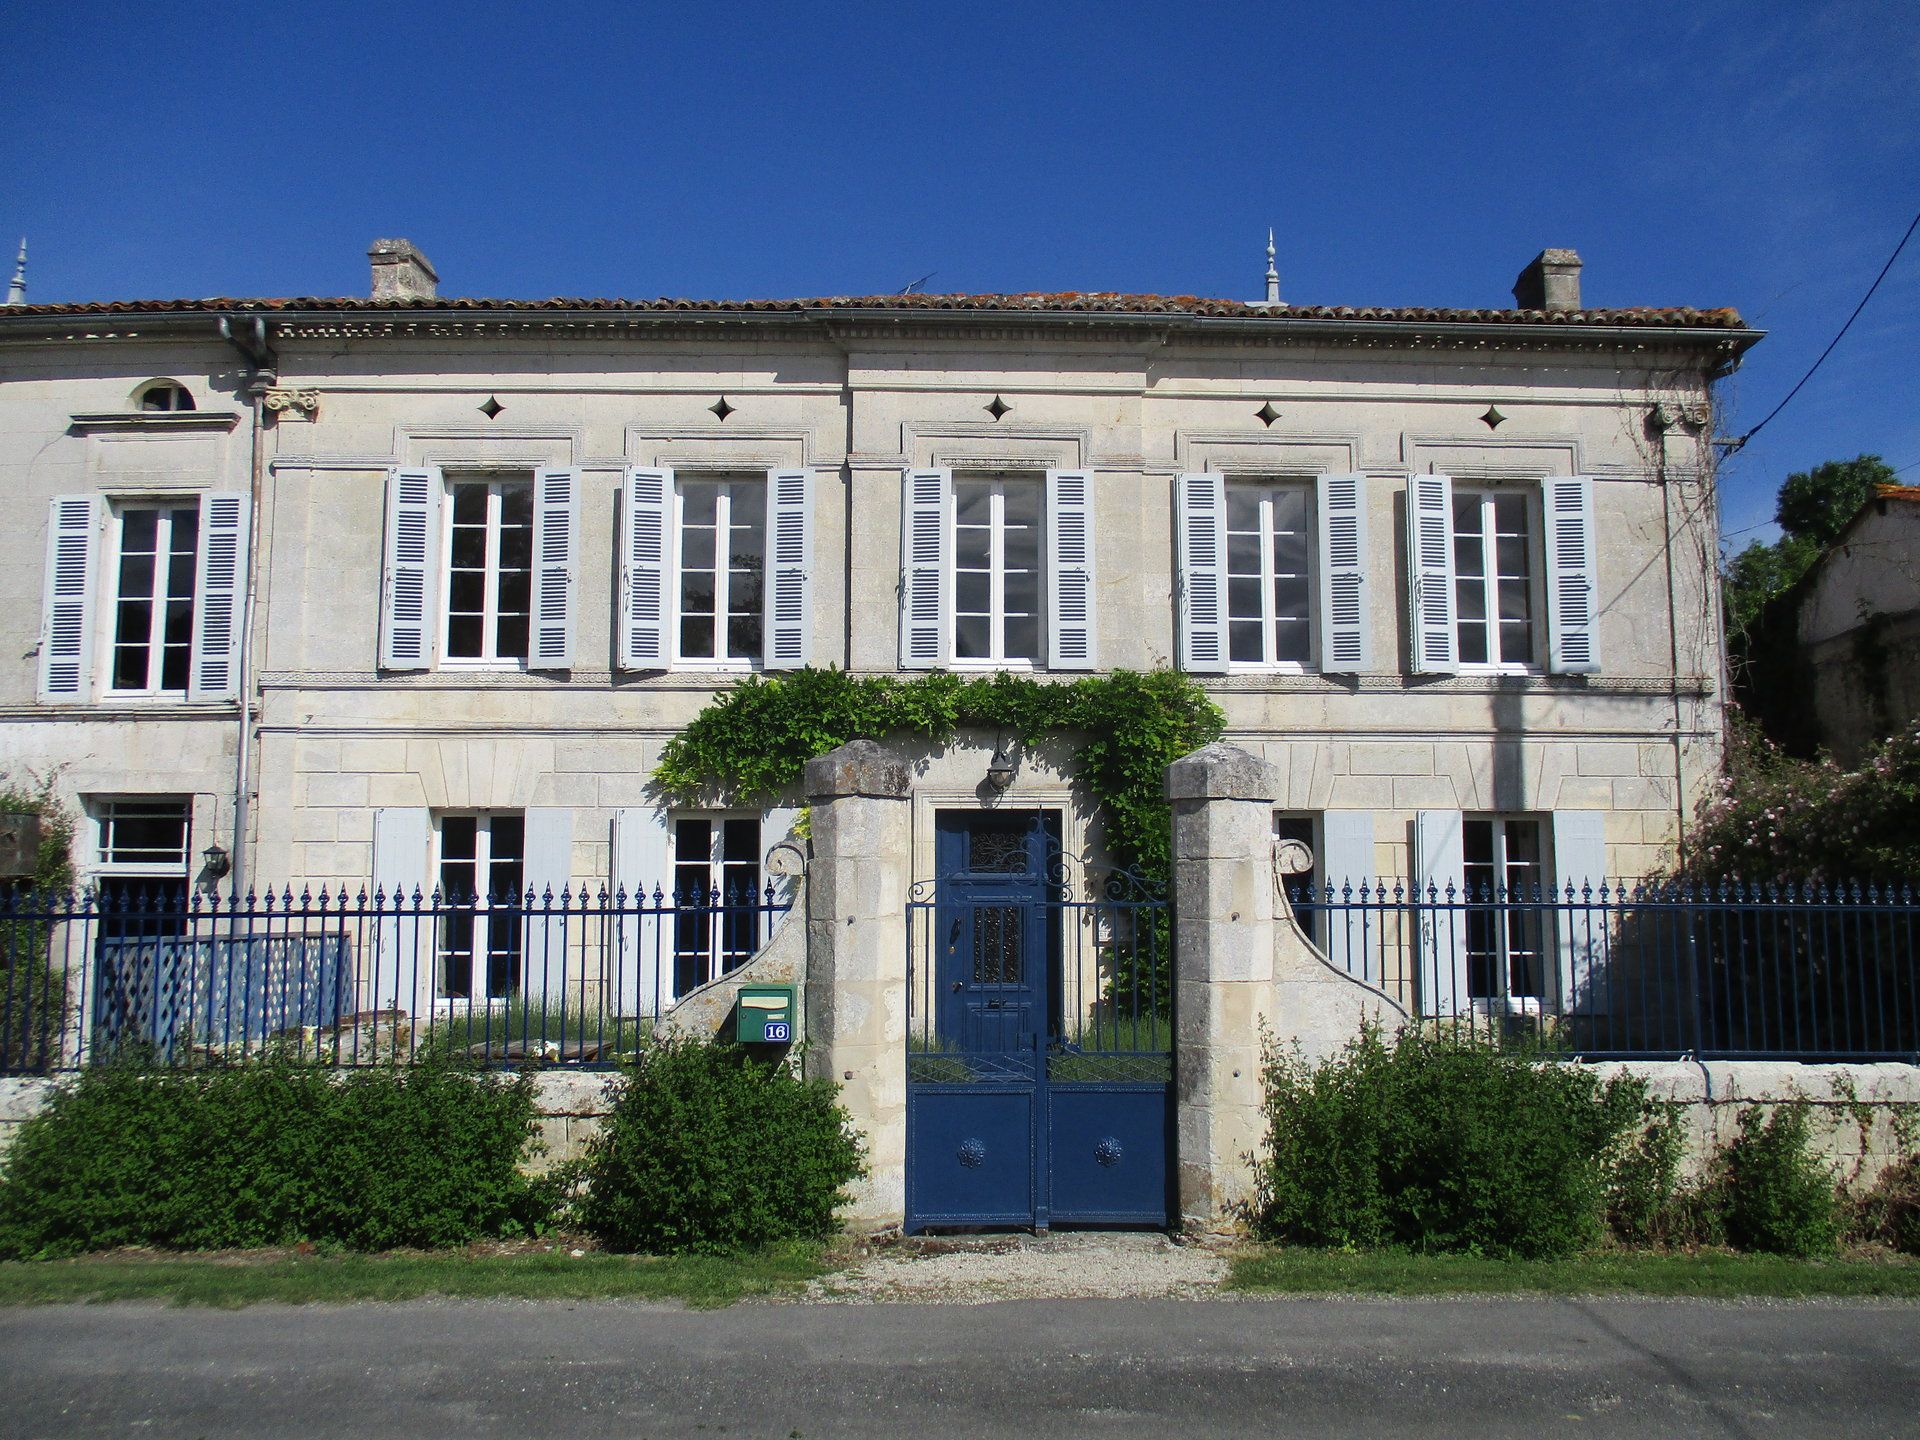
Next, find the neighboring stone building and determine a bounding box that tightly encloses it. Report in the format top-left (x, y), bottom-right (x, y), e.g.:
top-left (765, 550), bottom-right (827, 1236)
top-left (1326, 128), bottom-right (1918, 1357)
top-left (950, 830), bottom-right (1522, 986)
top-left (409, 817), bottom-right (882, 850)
top-left (1, 240), bottom-right (1755, 1023)
top-left (1786, 485), bottom-right (1920, 763)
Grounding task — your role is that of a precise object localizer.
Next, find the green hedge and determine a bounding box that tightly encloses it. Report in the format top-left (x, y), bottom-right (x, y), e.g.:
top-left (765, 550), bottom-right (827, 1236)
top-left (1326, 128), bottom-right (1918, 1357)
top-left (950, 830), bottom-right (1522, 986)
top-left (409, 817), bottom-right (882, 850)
top-left (1252, 1028), bottom-right (1658, 1259)
top-left (575, 1038), bottom-right (865, 1255)
top-left (0, 1051), bottom-right (550, 1258)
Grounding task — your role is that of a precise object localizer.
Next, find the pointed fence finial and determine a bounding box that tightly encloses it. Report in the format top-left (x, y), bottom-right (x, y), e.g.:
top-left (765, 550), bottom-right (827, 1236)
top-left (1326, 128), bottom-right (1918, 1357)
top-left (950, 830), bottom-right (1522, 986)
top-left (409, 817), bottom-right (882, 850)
top-left (4, 239), bottom-right (24, 306)
top-left (1264, 228), bottom-right (1280, 305)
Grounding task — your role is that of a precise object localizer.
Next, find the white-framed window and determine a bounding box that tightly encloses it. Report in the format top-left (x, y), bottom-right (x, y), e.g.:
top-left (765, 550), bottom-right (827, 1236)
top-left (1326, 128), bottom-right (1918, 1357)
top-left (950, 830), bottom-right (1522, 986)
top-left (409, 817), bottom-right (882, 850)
top-left (673, 475), bottom-right (765, 666)
top-left (1462, 814), bottom-right (1549, 1009)
top-left (94, 798), bottom-right (193, 876)
top-left (106, 504), bottom-right (198, 695)
top-left (435, 812), bottom-right (526, 1002)
top-left (671, 815), bottom-right (763, 996)
top-left (1452, 489), bottom-right (1538, 670)
top-left (441, 477), bottom-right (533, 665)
top-left (952, 473), bottom-right (1042, 666)
top-left (136, 381), bottom-right (195, 412)
top-left (1227, 481), bottom-right (1314, 669)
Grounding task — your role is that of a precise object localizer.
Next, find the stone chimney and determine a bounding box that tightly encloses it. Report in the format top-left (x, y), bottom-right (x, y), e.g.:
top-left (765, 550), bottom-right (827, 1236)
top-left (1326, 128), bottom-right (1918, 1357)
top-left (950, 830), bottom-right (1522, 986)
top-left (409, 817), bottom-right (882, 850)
top-left (368, 238), bottom-right (438, 301)
top-left (1512, 248), bottom-right (1582, 312)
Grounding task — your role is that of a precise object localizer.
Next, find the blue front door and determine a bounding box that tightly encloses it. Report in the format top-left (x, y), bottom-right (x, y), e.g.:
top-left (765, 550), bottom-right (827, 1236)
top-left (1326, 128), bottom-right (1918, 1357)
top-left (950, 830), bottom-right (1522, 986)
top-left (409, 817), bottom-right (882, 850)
top-left (933, 811), bottom-right (1054, 1055)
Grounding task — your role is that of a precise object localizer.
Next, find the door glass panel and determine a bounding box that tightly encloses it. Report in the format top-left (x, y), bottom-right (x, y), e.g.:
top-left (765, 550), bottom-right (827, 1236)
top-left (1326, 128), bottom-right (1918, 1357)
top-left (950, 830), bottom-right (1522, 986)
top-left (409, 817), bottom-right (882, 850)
top-left (969, 828), bottom-right (1030, 873)
top-left (972, 905), bottom-right (1023, 984)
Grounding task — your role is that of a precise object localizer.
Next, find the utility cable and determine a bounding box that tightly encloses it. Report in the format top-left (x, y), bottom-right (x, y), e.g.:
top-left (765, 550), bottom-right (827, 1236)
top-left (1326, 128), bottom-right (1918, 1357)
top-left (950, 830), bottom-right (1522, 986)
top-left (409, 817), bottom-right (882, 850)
top-left (1719, 206), bottom-right (1920, 454)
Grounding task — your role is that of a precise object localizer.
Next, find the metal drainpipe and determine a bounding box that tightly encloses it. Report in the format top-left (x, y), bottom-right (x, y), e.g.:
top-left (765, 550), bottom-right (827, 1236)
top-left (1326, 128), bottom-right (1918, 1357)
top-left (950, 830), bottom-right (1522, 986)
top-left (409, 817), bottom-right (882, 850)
top-left (220, 317), bottom-right (275, 896)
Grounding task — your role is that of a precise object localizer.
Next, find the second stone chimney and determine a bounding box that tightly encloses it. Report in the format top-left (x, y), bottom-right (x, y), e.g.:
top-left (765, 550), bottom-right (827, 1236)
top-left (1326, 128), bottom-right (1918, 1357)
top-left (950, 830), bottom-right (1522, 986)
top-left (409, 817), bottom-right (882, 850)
top-left (368, 238), bottom-right (439, 301)
top-left (1512, 248), bottom-right (1582, 312)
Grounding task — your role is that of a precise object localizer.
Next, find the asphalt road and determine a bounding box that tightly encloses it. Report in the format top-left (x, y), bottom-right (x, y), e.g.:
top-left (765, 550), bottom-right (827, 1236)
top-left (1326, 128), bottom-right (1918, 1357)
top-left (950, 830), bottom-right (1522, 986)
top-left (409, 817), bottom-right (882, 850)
top-left (2, 1296), bottom-right (1916, 1439)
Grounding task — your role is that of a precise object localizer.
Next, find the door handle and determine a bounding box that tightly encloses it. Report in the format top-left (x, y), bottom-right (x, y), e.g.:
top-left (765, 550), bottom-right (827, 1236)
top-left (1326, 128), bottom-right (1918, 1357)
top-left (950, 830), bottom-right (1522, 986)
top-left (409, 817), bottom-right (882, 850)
top-left (950, 981), bottom-right (964, 993)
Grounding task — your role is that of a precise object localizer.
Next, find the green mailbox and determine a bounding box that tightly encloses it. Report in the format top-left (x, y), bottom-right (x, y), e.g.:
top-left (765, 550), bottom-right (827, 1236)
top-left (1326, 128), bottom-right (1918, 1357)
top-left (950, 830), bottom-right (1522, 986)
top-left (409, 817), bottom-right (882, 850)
top-left (736, 985), bottom-right (795, 1044)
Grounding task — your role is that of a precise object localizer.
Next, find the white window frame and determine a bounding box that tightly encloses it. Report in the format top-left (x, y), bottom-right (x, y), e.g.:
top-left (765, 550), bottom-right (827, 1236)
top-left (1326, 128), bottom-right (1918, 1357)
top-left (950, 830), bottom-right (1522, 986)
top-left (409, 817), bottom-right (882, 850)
top-left (438, 475), bottom-right (534, 671)
top-left (949, 472), bottom-right (1043, 672)
top-left (433, 810), bottom-right (527, 1005)
top-left (102, 502), bottom-right (199, 699)
top-left (670, 474), bottom-right (766, 671)
top-left (1452, 487), bottom-right (1542, 675)
top-left (90, 797), bottom-right (194, 880)
top-left (670, 813), bottom-right (766, 995)
top-left (1226, 479), bottom-right (1316, 673)
top-left (1461, 813), bottom-right (1551, 1014)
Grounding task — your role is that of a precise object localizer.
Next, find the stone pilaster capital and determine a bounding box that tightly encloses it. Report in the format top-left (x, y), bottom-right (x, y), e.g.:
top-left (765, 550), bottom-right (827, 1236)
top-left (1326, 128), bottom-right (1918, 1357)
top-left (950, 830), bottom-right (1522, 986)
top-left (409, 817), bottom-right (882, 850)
top-left (1164, 742), bottom-right (1278, 804)
top-left (805, 738), bottom-right (912, 801)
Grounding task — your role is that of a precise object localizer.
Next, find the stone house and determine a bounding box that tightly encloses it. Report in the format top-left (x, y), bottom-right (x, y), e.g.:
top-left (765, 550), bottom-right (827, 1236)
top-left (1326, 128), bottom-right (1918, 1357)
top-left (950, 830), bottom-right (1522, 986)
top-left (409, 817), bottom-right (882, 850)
top-left (0, 240), bottom-right (1754, 1023)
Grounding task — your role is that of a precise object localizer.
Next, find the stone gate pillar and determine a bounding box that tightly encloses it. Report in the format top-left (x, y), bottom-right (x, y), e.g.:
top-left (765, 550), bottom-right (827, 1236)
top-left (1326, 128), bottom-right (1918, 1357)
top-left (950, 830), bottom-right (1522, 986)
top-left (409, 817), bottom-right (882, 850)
top-left (803, 738), bottom-right (911, 1230)
top-left (1167, 741), bottom-right (1280, 1232)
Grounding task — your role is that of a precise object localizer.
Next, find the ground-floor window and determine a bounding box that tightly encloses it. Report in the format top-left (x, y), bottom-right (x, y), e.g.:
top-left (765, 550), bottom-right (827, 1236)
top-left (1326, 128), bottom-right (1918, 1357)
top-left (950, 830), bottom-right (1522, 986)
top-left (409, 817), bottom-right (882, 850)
top-left (1272, 811), bottom-right (1320, 944)
top-left (1463, 815), bottom-right (1547, 1008)
top-left (436, 812), bottom-right (524, 1001)
top-left (672, 816), bottom-right (762, 997)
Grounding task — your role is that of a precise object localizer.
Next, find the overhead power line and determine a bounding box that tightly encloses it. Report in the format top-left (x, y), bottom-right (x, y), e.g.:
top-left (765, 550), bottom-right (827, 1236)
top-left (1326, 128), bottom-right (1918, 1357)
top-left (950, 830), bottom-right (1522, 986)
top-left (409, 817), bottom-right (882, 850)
top-left (1720, 206), bottom-right (1920, 454)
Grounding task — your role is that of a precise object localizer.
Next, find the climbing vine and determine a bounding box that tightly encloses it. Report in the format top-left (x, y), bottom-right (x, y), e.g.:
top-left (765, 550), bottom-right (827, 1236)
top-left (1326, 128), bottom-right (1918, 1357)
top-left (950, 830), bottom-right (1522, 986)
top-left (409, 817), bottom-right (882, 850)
top-left (653, 668), bottom-right (1225, 885)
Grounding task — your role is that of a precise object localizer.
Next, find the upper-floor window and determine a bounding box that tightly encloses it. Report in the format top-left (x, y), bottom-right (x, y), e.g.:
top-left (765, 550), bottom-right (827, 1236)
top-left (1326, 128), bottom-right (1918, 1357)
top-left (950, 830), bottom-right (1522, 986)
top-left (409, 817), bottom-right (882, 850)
top-left (109, 504), bottom-right (198, 695)
top-left (953, 475), bottom-right (1042, 666)
top-left (442, 477), bottom-right (533, 664)
top-left (675, 476), bottom-right (765, 665)
top-left (1227, 481), bottom-right (1314, 668)
top-left (136, 381), bottom-right (195, 412)
top-left (1453, 490), bottom-right (1536, 669)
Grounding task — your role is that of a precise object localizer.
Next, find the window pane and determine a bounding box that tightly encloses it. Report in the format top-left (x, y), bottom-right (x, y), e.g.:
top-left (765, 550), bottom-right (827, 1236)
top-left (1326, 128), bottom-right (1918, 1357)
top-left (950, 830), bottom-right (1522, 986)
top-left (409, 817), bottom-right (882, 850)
top-left (1001, 482), bottom-right (1041, 529)
top-left (727, 613), bottom-right (762, 658)
top-left (1453, 533), bottom-right (1484, 579)
top-left (955, 527), bottom-right (990, 570)
top-left (1496, 534), bottom-right (1529, 578)
top-left (679, 572), bottom-right (715, 615)
top-left (679, 524), bottom-right (715, 571)
top-left (954, 614), bottom-right (990, 659)
top-left (1272, 618), bottom-right (1311, 663)
top-left (955, 572), bottom-right (990, 615)
top-left (680, 616), bottom-right (715, 656)
top-left (450, 522), bottom-right (486, 568)
top-left (1456, 578), bottom-right (1486, 622)
top-left (119, 552), bottom-right (155, 598)
top-left (728, 484), bottom-right (765, 534)
top-left (499, 484), bottom-right (533, 528)
top-left (1452, 496), bottom-right (1482, 537)
top-left (1457, 625), bottom-right (1488, 665)
top-left (497, 519), bottom-right (532, 572)
top-left (1229, 620), bottom-right (1264, 663)
top-left (953, 483), bottom-right (991, 525)
top-left (448, 570), bottom-right (486, 615)
top-left (441, 815), bottom-right (477, 859)
top-left (166, 548), bottom-right (196, 598)
top-left (1272, 528), bottom-right (1309, 579)
top-left (1004, 612), bottom-right (1039, 662)
top-left (446, 615), bottom-right (484, 657)
top-left (722, 818), bottom-right (759, 864)
top-left (1225, 488), bottom-right (1261, 531)
top-left (1462, 819), bottom-right (1494, 866)
top-left (1227, 532), bottom-right (1261, 575)
top-left (159, 642), bottom-right (191, 694)
top-left (681, 486), bottom-right (717, 526)
top-left (452, 485), bottom-right (488, 525)
top-left (161, 599), bottom-right (193, 648)
top-left (121, 509), bottom-right (157, 552)
top-left (497, 569), bottom-right (531, 618)
top-left (115, 598), bottom-right (153, 646)
top-left (1271, 486), bottom-right (1310, 535)
top-left (1273, 575), bottom-right (1310, 622)
top-left (1002, 567), bottom-right (1037, 617)
top-left (496, 613), bottom-right (530, 659)
top-left (1498, 578), bottom-right (1530, 621)
top-left (1499, 621), bottom-right (1532, 664)
top-left (1492, 493), bottom-right (1528, 534)
top-left (1227, 576), bottom-right (1262, 620)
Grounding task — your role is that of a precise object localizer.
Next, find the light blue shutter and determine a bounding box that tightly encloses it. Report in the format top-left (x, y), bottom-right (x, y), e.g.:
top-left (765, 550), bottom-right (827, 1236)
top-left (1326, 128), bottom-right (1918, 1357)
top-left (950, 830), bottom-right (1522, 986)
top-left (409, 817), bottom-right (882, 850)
top-left (379, 467), bottom-right (440, 671)
top-left (188, 493), bottom-right (249, 702)
top-left (1407, 474), bottom-right (1457, 675)
top-left (899, 468), bottom-right (951, 669)
top-left (1045, 469), bottom-right (1097, 670)
top-left (1551, 809), bottom-right (1609, 1013)
top-left (1413, 809), bottom-right (1468, 1017)
top-left (1315, 474), bottom-right (1371, 673)
top-left (1318, 811), bottom-right (1377, 983)
top-left (1175, 472), bottom-right (1228, 673)
top-left (619, 466), bottom-right (673, 670)
top-left (611, 806), bottom-right (671, 1017)
top-left (520, 807), bottom-right (575, 1003)
top-left (763, 469), bottom-right (814, 669)
top-left (529, 467), bottom-right (578, 670)
top-left (1542, 476), bottom-right (1601, 674)
top-left (370, 807), bottom-right (432, 1012)
top-left (38, 495), bottom-right (99, 701)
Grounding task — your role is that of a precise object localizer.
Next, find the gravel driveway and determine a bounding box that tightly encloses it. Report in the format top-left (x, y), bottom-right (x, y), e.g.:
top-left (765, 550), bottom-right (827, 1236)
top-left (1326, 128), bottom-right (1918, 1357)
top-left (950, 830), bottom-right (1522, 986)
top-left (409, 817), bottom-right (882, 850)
top-left (808, 1231), bottom-right (1229, 1303)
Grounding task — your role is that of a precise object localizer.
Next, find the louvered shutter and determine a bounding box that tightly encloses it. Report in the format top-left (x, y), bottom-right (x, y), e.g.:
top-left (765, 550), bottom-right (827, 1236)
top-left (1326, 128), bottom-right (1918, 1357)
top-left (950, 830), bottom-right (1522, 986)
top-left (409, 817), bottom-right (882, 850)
top-left (1413, 809), bottom-right (1468, 1018)
top-left (1045, 469), bottom-right (1097, 670)
top-left (1175, 472), bottom-right (1228, 673)
top-left (1315, 473), bottom-right (1371, 673)
top-left (529, 467), bottom-right (578, 670)
top-left (611, 807), bottom-right (671, 1017)
top-left (1542, 476), bottom-right (1601, 674)
top-left (188, 493), bottom-right (249, 701)
top-left (379, 467), bottom-right (441, 671)
top-left (619, 466), bottom-right (673, 670)
top-left (38, 495), bottom-right (99, 701)
top-left (1407, 473), bottom-right (1458, 674)
top-left (899, 468), bottom-right (951, 669)
top-left (1317, 811), bottom-right (1377, 984)
top-left (370, 807), bottom-right (432, 1012)
top-left (763, 469), bottom-right (814, 670)
top-left (1551, 809), bottom-right (1609, 1014)
top-left (520, 807), bottom-right (575, 1002)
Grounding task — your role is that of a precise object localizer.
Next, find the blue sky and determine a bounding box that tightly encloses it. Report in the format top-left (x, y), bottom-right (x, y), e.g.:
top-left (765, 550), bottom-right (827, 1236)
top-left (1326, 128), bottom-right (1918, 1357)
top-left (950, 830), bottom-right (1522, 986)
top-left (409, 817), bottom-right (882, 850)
top-left (5, 1), bottom-right (1915, 543)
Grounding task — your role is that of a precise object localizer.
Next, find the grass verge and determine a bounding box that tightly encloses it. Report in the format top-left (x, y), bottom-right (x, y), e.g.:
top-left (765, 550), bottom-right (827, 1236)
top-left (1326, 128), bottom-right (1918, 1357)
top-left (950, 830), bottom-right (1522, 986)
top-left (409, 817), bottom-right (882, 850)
top-left (1228, 1247), bottom-right (1920, 1300)
top-left (0, 1244), bottom-right (828, 1309)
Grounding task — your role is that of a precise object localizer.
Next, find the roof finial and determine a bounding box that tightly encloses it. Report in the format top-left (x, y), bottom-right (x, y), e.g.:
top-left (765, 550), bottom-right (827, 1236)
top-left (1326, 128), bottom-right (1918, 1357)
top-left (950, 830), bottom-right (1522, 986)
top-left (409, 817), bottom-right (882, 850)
top-left (4, 239), bottom-right (24, 307)
top-left (1264, 228), bottom-right (1280, 305)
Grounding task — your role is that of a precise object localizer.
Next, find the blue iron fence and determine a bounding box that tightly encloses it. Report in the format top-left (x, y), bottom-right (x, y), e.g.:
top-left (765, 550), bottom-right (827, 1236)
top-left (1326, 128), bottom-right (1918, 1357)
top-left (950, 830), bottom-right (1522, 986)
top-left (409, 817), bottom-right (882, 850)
top-left (0, 881), bottom-right (792, 1072)
top-left (1287, 878), bottom-right (1920, 1060)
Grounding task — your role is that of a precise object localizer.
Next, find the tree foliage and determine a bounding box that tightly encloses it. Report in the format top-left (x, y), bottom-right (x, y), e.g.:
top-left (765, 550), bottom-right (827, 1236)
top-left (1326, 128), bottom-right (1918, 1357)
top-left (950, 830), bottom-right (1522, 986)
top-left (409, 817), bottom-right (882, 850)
top-left (653, 667), bottom-right (1225, 884)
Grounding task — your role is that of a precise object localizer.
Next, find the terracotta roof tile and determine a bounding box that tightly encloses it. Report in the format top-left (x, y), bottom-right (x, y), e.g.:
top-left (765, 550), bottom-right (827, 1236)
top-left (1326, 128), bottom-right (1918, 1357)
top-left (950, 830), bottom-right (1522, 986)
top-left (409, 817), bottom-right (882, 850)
top-left (0, 290), bottom-right (1751, 329)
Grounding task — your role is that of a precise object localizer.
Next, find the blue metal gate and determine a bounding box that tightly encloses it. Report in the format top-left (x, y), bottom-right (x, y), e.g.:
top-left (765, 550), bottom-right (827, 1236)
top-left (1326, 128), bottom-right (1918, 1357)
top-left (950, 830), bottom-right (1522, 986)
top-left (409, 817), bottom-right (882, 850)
top-left (905, 811), bottom-right (1172, 1231)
